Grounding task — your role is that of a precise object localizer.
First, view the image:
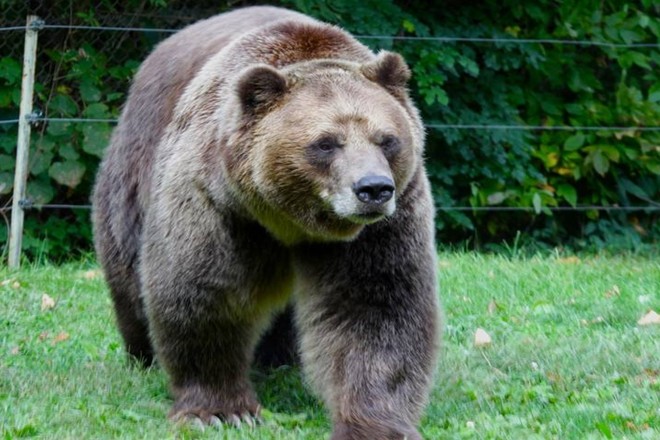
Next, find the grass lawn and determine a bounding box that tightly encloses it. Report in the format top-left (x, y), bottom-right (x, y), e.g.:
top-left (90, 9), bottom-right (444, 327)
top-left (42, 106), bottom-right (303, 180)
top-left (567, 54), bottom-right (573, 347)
top-left (1, 252), bottom-right (658, 439)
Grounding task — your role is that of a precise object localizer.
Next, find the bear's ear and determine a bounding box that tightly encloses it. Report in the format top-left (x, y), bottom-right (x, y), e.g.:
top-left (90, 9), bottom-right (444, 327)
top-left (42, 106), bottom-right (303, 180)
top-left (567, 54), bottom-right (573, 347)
top-left (361, 51), bottom-right (411, 97)
top-left (237, 65), bottom-right (288, 115)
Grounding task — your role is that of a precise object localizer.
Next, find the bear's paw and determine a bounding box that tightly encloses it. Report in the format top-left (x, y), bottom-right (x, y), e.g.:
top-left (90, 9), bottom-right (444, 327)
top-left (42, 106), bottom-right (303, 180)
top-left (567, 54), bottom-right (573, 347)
top-left (169, 384), bottom-right (261, 429)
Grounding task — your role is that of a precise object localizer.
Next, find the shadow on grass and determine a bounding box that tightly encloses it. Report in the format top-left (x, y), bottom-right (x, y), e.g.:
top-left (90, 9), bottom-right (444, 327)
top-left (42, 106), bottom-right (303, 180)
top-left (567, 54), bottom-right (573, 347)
top-left (252, 365), bottom-right (321, 415)
top-left (117, 356), bottom-right (321, 418)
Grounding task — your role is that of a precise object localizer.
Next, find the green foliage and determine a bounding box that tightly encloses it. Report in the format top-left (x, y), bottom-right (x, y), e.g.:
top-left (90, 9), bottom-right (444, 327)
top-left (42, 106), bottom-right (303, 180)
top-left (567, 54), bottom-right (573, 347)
top-left (0, 2), bottom-right (191, 261)
top-left (30, 42), bottom-right (133, 202)
top-left (1, 0), bottom-right (659, 260)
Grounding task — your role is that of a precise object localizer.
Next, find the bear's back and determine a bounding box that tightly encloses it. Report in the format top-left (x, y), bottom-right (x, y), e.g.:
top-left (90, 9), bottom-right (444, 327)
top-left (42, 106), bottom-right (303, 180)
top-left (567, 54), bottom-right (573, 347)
top-left (108, 6), bottom-right (315, 200)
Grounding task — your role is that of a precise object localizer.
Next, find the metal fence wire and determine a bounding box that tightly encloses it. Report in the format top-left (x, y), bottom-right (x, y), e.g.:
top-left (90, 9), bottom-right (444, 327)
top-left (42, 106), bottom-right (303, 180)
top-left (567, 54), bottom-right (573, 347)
top-left (1, 1), bottom-right (659, 266)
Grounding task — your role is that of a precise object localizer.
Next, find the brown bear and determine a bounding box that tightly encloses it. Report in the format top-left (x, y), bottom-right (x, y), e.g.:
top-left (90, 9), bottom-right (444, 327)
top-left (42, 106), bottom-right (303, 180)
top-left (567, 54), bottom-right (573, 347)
top-left (92, 6), bottom-right (440, 439)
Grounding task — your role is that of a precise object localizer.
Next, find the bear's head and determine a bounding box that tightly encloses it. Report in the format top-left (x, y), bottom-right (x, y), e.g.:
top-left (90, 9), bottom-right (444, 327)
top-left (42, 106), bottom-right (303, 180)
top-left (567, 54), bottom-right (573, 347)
top-left (224, 52), bottom-right (424, 244)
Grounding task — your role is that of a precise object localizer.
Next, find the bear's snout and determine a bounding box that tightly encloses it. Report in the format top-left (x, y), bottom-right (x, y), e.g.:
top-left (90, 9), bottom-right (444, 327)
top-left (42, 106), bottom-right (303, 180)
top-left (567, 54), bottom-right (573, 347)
top-left (353, 175), bottom-right (395, 205)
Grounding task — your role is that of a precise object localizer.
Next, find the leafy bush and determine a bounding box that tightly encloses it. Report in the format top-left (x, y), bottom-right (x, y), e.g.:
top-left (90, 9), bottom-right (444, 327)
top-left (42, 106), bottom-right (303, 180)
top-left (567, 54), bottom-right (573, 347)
top-left (1, 0), bottom-right (229, 261)
top-left (1, 0), bottom-right (658, 260)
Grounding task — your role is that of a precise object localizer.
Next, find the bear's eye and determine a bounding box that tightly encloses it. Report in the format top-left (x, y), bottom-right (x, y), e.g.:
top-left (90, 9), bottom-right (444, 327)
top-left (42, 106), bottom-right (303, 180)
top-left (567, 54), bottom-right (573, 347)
top-left (379, 135), bottom-right (401, 156)
top-left (311, 137), bottom-right (341, 154)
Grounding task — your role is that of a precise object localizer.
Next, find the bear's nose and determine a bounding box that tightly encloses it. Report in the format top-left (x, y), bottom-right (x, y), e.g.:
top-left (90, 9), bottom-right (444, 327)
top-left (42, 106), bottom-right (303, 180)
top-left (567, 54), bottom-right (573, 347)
top-left (353, 176), bottom-right (395, 205)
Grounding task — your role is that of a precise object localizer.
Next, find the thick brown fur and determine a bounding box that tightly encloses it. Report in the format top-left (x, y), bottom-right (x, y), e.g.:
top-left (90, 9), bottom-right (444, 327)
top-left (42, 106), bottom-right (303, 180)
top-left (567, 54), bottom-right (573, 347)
top-left (92, 6), bottom-right (440, 439)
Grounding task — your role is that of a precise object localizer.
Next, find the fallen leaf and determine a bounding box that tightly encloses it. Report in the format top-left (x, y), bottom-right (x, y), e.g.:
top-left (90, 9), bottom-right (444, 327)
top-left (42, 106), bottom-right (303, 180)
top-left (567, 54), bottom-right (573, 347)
top-left (487, 299), bottom-right (498, 314)
top-left (82, 269), bottom-right (102, 280)
top-left (41, 293), bottom-right (56, 311)
top-left (643, 369), bottom-right (658, 378)
top-left (546, 371), bottom-right (562, 383)
top-left (52, 332), bottom-right (70, 344)
top-left (635, 369), bottom-right (658, 386)
top-left (38, 331), bottom-right (49, 341)
top-left (558, 256), bottom-right (581, 264)
top-left (625, 420), bottom-right (651, 432)
top-left (11, 281), bottom-right (20, 289)
top-left (474, 328), bottom-right (492, 347)
top-left (580, 316), bottom-right (605, 326)
top-left (1, 278), bottom-right (15, 287)
top-left (604, 285), bottom-right (620, 298)
top-left (638, 310), bottom-right (660, 326)
top-left (638, 295), bottom-right (652, 304)
top-left (593, 316), bottom-right (604, 324)
top-left (10, 346), bottom-right (19, 355)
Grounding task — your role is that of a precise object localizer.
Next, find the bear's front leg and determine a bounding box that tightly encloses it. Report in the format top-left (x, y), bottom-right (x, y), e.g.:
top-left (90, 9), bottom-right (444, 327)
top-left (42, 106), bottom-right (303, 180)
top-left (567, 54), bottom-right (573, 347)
top-left (293, 188), bottom-right (440, 439)
top-left (144, 276), bottom-right (264, 426)
top-left (140, 207), bottom-right (291, 426)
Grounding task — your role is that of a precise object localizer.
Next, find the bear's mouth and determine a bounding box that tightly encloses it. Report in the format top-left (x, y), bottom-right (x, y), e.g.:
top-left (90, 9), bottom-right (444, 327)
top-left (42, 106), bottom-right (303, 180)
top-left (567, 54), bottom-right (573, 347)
top-left (319, 187), bottom-right (395, 228)
top-left (347, 211), bottom-right (387, 225)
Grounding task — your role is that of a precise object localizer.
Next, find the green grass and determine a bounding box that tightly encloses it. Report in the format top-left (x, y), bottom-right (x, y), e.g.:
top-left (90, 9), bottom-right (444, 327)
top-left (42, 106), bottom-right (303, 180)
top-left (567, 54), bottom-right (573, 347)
top-left (1, 253), bottom-right (658, 439)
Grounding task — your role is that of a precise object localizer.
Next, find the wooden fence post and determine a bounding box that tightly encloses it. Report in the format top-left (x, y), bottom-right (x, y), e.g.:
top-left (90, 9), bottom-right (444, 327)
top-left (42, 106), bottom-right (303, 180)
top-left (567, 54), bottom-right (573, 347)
top-left (8, 15), bottom-right (40, 268)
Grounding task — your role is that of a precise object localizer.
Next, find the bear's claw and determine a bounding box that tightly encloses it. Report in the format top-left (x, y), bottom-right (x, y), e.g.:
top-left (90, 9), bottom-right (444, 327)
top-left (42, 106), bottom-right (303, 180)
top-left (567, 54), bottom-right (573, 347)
top-left (209, 415), bottom-right (223, 428)
top-left (173, 410), bottom-right (260, 430)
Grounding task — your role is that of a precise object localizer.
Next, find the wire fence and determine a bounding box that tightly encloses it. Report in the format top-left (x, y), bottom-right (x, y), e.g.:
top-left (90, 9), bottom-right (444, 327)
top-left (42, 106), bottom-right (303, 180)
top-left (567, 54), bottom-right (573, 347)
top-left (7, 116), bottom-right (660, 131)
top-left (2, 204), bottom-right (660, 214)
top-left (5, 21), bottom-right (660, 48)
top-left (1, 4), bottom-right (659, 265)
